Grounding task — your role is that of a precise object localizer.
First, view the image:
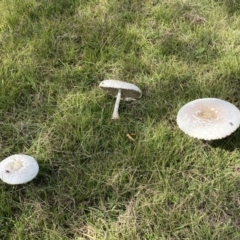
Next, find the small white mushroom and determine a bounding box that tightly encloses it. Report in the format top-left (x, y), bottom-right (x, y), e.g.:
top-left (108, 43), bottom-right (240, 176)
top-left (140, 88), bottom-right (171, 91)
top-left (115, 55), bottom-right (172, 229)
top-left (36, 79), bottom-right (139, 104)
top-left (99, 79), bottom-right (142, 119)
top-left (177, 98), bottom-right (240, 140)
top-left (0, 154), bottom-right (39, 184)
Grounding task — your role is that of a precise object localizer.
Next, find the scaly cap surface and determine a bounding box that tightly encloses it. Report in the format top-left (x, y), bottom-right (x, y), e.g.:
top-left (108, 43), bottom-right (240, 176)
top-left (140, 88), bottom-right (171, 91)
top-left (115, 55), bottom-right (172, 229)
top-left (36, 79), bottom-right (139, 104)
top-left (177, 98), bottom-right (240, 140)
top-left (0, 154), bottom-right (39, 184)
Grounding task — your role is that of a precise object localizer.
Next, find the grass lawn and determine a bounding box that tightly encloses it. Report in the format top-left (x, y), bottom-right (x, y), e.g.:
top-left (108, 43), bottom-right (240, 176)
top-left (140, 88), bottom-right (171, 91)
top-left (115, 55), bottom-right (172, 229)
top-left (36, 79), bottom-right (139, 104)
top-left (1, 0), bottom-right (240, 239)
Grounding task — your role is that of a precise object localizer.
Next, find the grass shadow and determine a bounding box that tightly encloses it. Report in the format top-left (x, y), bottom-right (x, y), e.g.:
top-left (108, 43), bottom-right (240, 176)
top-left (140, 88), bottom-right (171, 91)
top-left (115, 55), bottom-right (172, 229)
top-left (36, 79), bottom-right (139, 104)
top-left (158, 30), bottom-right (220, 64)
top-left (215, 0), bottom-right (240, 15)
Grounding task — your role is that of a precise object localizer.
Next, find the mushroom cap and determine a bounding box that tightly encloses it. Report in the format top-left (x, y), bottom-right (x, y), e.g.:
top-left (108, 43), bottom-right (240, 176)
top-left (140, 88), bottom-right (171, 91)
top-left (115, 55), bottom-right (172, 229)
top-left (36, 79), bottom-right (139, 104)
top-left (99, 79), bottom-right (142, 101)
top-left (177, 98), bottom-right (240, 140)
top-left (0, 154), bottom-right (39, 184)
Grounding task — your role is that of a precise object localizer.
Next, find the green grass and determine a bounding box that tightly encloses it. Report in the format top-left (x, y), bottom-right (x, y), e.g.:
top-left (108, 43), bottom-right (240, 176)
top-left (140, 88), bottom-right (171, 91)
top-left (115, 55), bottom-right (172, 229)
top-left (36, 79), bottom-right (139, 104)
top-left (1, 0), bottom-right (240, 239)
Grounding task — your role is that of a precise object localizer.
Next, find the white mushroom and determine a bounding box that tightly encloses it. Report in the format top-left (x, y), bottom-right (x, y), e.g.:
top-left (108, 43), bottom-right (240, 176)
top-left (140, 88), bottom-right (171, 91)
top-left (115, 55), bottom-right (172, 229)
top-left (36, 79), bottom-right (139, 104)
top-left (99, 79), bottom-right (142, 119)
top-left (0, 154), bottom-right (39, 184)
top-left (177, 98), bottom-right (240, 140)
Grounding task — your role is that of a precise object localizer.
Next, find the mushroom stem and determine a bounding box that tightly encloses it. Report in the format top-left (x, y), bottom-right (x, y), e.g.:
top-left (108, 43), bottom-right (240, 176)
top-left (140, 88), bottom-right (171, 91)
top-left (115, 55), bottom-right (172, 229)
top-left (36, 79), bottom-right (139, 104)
top-left (112, 89), bottom-right (121, 120)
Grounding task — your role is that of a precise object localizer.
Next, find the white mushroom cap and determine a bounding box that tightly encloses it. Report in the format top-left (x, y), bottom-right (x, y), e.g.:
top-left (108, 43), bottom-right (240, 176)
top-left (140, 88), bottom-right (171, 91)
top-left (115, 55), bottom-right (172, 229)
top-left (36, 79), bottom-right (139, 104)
top-left (0, 154), bottom-right (39, 184)
top-left (99, 79), bottom-right (142, 119)
top-left (99, 79), bottom-right (142, 100)
top-left (177, 98), bottom-right (240, 140)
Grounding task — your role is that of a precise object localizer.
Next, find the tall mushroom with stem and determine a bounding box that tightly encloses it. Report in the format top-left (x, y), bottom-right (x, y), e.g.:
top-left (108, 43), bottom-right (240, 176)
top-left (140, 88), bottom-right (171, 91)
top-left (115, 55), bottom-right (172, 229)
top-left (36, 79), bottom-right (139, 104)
top-left (99, 79), bottom-right (142, 120)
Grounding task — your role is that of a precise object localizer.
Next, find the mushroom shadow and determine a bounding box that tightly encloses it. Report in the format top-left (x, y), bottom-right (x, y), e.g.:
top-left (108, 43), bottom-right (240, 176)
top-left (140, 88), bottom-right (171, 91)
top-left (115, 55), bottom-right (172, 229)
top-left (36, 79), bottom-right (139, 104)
top-left (208, 128), bottom-right (240, 151)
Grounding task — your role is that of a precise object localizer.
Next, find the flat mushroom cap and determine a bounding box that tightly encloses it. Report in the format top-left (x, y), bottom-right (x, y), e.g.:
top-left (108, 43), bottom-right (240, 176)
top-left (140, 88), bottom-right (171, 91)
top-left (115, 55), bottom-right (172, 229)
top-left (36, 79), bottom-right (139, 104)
top-left (177, 98), bottom-right (240, 140)
top-left (99, 79), bottom-right (142, 101)
top-left (0, 154), bottom-right (39, 184)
